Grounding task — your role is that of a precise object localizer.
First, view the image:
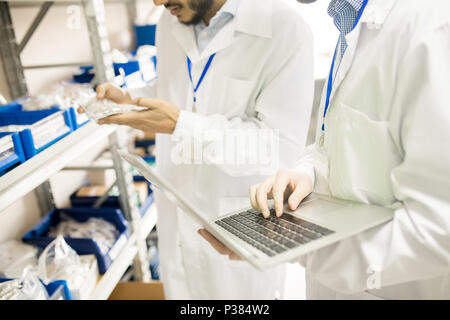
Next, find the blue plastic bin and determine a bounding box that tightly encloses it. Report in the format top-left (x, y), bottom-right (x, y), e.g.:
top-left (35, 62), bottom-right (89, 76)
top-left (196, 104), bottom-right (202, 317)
top-left (143, 155), bottom-right (156, 165)
top-left (73, 71), bottom-right (95, 84)
top-left (77, 60), bottom-right (141, 78)
top-left (0, 132), bottom-right (26, 175)
top-left (22, 207), bottom-right (130, 274)
top-left (134, 24), bottom-right (157, 48)
top-left (68, 106), bottom-right (90, 129)
top-left (0, 278), bottom-right (72, 300)
top-left (134, 138), bottom-right (155, 149)
top-left (0, 101), bottom-right (23, 112)
top-left (0, 108), bottom-right (73, 159)
top-left (69, 177), bottom-right (154, 217)
top-left (1, 99), bottom-right (87, 132)
top-left (114, 60), bottom-right (140, 76)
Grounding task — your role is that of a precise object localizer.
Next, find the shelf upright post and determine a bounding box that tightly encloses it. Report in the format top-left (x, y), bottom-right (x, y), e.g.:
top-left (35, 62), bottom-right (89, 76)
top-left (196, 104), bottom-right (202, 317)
top-left (0, 2), bottom-right (56, 214)
top-left (83, 0), bottom-right (150, 281)
top-left (126, 0), bottom-right (137, 50)
top-left (35, 180), bottom-right (56, 216)
top-left (0, 2), bottom-right (28, 99)
top-left (109, 130), bottom-right (151, 282)
top-left (82, 0), bottom-right (115, 85)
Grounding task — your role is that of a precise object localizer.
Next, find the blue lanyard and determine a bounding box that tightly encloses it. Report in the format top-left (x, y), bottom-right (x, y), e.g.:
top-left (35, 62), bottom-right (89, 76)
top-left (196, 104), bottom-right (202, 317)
top-left (321, 0), bottom-right (369, 131)
top-left (187, 54), bottom-right (216, 103)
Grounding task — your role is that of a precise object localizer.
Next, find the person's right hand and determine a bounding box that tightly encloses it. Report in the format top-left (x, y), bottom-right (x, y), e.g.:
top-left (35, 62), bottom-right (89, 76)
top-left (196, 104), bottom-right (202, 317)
top-left (77, 82), bottom-right (136, 113)
top-left (249, 170), bottom-right (313, 219)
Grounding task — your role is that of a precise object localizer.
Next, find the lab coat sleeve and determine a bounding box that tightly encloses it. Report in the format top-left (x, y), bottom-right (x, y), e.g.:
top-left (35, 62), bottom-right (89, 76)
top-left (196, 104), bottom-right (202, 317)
top-left (301, 26), bottom-right (450, 294)
top-left (172, 33), bottom-right (314, 177)
top-left (292, 143), bottom-right (316, 189)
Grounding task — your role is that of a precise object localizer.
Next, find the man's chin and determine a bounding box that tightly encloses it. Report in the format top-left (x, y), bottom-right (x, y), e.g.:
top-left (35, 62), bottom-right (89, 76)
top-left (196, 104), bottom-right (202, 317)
top-left (179, 13), bottom-right (203, 26)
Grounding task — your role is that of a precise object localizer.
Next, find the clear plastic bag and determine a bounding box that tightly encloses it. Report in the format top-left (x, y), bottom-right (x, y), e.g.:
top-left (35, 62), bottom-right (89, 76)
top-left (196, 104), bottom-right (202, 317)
top-left (20, 273), bottom-right (49, 300)
top-left (38, 235), bottom-right (86, 292)
top-left (48, 213), bottom-right (119, 255)
top-left (0, 274), bottom-right (48, 300)
top-left (21, 81), bottom-right (96, 111)
top-left (80, 97), bottom-right (147, 122)
top-left (0, 240), bottom-right (38, 278)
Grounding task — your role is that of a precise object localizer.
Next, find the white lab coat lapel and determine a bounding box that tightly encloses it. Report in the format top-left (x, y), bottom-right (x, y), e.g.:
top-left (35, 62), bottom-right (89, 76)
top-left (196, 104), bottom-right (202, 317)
top-left (199, 21), bottom-right (235, 60)
top-left (200, 0), bottom-right (273, 60)
top-left (171, 0), bottom-right (273, 63)
top-left (171, 19), bottom-right (200, 62)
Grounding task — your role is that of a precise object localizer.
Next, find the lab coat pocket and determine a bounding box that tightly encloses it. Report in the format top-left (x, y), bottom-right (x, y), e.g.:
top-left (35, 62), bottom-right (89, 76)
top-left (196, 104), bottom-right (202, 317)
top-left (221, 77), bottom-right (256, 116)
top-left (325, 102), bottom-right (402, 205)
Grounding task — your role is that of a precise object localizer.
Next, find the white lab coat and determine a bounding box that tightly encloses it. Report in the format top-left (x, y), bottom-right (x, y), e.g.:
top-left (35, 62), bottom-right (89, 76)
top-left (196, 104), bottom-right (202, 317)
top-left (133, 0), bottom-right (314, 299)
top-left (294, 0), bottom-right (450, 299)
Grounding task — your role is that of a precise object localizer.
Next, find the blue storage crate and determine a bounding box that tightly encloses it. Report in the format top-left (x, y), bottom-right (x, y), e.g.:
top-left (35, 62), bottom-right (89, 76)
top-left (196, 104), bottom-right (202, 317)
top-left (73, 72), bottom-right (95, 84)
top-left (22, 207), bottom-right (130, 274)
top-left (0, 108), bottom-right (73, 159)
top-left (68, 106), bottom-right (90, 130)
top-left (76, 60), bottom-right (140, 80)
top-left (0, 101), bottom-right (22, 112)
top-left (143, 155), bottom-right (156, 164)
top-left (73, 67), bottom-right (95, 84)
top-left (114, 60), bottom-right (140, 77)
top-left (70, 177), bottom-right (154, 217)
top-left (134, 138), bottom-right (155, 149)
top-left (0, 278), bottom-right (72, 300)
top-left (0, 132), bottom-right (26, 174)
top-left (1, 99), bottom-right (87, 133)
top-left (134, 24), bottom-right (157, 48)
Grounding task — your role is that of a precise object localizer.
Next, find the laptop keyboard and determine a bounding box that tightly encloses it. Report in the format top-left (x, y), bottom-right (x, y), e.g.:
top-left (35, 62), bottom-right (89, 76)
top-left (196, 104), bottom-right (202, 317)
top-left (216, 209), bottom-right (335, 257)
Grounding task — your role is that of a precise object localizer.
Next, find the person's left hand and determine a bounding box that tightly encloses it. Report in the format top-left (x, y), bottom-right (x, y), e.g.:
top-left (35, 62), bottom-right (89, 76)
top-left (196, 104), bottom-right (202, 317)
top-left (198, 229), bottom-right (242, 261)
top-left (97, 98), bottom-right (180, 134)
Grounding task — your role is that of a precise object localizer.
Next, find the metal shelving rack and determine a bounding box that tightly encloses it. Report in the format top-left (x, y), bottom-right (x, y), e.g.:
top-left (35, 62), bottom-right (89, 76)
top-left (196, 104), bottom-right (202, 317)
top-left (0, 0), bottom-right (156, 299)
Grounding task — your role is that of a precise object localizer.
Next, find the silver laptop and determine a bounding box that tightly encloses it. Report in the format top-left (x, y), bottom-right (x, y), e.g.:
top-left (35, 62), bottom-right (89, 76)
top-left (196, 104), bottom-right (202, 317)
top-left (119, 151), bottom-right (394, 270)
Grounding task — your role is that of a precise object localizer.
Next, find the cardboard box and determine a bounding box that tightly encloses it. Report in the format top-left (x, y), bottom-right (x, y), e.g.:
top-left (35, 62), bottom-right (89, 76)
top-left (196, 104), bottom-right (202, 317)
top-left (108, 281), bottom-right (165, 300)
top-left (143, 132), bottom-right (156, 140)
top-left (76, 185), bottom-right (108, 197)
top-left (135, 147), bottom-right (147, 157)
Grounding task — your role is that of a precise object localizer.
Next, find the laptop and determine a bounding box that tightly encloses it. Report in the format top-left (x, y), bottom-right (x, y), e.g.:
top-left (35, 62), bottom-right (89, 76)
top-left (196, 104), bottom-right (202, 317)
top-left (119, 151), bottom-right (394, 270)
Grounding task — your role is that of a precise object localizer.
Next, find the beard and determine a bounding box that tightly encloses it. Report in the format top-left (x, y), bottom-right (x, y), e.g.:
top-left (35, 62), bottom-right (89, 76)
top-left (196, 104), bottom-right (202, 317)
top-left (165, 0), bottom-right (214, 25)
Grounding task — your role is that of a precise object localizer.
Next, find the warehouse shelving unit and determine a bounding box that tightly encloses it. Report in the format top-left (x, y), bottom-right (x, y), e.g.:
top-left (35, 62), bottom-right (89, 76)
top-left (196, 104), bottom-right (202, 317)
top-left (0, 0), bottom-right (157, 299)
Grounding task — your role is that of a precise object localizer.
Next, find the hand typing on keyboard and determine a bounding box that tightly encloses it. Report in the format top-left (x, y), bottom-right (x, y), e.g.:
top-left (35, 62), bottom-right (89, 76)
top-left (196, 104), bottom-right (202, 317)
top-left (199, 170), bottom-right (315, 261)
top-left (249, 170), bottom-right (313, 218)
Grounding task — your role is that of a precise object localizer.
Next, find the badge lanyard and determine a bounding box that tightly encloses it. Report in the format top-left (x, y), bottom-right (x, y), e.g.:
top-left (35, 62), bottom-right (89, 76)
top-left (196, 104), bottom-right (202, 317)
top-left (321, 0), bottom-right (369, 134)
top-left (187, 54), bottom-right (216, 105)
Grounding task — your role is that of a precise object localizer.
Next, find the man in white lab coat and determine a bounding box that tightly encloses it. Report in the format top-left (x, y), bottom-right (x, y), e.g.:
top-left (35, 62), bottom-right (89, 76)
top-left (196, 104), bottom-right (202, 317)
top-left (200, 0), bottom-right (450, 299)
top-left (95, 0), bottom-right (314, 299)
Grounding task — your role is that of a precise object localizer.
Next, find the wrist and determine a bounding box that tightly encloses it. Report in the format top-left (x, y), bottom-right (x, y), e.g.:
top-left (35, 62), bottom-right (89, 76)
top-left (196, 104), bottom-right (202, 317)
top-left (169, 107), bottom-right (180, 134)
top-left (129, 95), bottom-right (139, 105)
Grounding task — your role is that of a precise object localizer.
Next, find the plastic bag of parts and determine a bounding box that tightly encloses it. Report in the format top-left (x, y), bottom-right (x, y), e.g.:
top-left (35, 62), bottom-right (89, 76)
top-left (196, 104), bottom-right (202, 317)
top-left (0, 274), bottom-right (49, 300)
top-left (21, 81), bottom-right (96, 111)
top-left (38, 235), bottom-right (86, 294)
top-left (48, 213), bottom-right (119, 255)
top-left (0, 240), bottom-right (38, 278)
top-left (80, 97), bottom-right (147, 122)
